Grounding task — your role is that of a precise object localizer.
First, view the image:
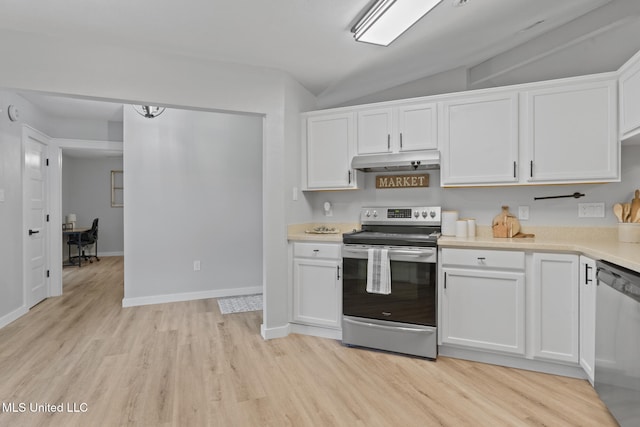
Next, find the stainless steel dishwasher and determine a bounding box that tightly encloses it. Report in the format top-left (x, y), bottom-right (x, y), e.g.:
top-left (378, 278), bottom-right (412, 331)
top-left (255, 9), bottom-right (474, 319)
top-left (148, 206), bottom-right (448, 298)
top-left (595, 260), bottom-right (640, 426)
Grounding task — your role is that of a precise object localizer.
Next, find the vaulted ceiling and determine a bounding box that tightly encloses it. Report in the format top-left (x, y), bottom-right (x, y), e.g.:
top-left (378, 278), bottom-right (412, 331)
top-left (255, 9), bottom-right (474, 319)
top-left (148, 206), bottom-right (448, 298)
top-left (1, 0), bottom-right (625, 110)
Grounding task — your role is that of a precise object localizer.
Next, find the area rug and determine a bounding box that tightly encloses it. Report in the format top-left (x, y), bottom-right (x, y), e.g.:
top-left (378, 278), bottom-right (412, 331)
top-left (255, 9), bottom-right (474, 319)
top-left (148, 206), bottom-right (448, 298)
top-left (217, 294), bottom-right (263, 314)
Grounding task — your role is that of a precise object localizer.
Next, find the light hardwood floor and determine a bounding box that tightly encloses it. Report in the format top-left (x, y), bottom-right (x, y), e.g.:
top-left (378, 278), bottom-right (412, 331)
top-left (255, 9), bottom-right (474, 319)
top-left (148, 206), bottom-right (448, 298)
top-left (0, 256), bottom-right (616, 426)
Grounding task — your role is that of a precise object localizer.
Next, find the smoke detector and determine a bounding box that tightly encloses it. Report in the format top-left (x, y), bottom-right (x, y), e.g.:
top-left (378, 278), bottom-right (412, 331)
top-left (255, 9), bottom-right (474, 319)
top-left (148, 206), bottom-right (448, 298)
top-left (452, 0), bottom-right (469, 7)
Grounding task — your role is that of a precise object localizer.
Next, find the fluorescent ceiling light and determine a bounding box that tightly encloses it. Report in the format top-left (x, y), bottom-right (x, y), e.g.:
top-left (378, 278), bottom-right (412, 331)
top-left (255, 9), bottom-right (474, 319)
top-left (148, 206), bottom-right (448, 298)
top-left (353, 0), bottom-right (443, 46)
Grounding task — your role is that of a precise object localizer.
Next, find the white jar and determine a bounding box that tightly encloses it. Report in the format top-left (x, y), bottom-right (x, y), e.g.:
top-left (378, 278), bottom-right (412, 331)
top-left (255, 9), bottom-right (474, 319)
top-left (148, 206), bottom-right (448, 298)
top-left (467, 218), bottom-right (476, 237)
top-left (455, 220), bottom-right (468, 238)
top-left (442, 211), bottom-right (459, 236)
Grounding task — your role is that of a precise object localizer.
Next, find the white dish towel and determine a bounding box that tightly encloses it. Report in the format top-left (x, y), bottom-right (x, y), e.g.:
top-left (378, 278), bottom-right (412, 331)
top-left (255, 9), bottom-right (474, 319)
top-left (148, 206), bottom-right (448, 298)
top-left (366, 248), bottom-right (391, 295)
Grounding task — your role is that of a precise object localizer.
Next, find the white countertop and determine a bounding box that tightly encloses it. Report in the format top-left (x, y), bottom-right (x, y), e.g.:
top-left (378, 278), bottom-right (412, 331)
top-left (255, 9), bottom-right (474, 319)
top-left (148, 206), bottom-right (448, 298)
top-left (438, 226), bottom-right (640, 273)
top-left (289, 223), bottom-right (640, 272)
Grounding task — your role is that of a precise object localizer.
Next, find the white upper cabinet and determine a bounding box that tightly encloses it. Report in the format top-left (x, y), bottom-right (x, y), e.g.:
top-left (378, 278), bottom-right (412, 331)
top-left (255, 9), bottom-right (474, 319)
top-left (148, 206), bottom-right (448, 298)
top-left (303, 112), bottom-right (360, 190)
top-left (440, 92), bottom-right (519, 186)
top-left (397, 103), bottom-right (438, 151)
top-left (357, 108), bottom-right (394, 154)
top-left (357, 103), bottom-right (437, 155)
top-left (523, 79), bottom-right (618, 183)
top-left (620, 49), bottom-right (640, 141)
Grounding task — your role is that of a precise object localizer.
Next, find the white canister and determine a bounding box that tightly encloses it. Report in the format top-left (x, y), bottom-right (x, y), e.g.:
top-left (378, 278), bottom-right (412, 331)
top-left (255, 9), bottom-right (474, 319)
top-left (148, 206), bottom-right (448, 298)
top-left (467, 218), bottom-right (476, 237)
top-left (455, 220), bottom-right (468, 238)
top-left (442, 211), bottom-right (459, 236)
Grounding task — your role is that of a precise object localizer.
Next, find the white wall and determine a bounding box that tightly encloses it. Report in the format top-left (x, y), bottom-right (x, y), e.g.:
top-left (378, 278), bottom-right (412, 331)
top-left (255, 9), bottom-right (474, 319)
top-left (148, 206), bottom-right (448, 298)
top-left (123, 107), bottom-right (262, 301)
top-left (0, 29), bottom-right (316, 336)
top-left (305, 144), bottom-right (640, 228)
top-left (336, 67), bottom-right (468, 108)
top-left (61, 154), bottom-right (124, 257)
top-left (47, 118), bottom-right (123, 141)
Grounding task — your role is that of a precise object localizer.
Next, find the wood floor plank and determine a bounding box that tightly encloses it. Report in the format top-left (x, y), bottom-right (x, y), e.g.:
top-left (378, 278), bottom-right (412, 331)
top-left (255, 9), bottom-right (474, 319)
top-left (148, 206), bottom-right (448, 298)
top-left (0, 256), bottom-right (618, 426)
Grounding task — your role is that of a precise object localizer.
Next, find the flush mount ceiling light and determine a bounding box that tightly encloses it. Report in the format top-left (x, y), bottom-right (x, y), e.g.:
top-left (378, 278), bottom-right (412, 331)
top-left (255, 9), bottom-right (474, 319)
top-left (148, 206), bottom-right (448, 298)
top-left (352, 0), bottom-right (443, 46)
top-left (133, 105), bottom-right (166, 119)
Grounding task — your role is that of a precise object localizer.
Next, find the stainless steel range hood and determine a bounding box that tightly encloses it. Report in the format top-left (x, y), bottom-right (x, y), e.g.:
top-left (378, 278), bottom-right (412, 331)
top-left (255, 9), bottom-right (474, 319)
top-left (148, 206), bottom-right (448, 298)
top-left (351, 151), bottom-right (440, 172)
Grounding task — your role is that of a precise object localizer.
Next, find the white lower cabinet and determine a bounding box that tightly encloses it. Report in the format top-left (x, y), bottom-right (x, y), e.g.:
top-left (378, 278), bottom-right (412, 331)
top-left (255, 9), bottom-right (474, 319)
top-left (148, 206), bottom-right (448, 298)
top-left (441, 268), bottom-right (526, 355)
top-left (441, 248), bottom-right (526, 355)
top-left (441, 248), bottom-right (591, 379)
top-left (530, 253), bottom-right (579, 363)
top-left (579, 255), bottom-right (597, 384)
top-left (292, 243), bottom-right (342, 329)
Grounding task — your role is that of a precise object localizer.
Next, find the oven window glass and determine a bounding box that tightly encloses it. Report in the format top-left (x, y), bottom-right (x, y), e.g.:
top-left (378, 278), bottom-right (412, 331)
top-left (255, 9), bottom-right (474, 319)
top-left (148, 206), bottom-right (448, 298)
top-left (342, 258), bottom-right (436, 326)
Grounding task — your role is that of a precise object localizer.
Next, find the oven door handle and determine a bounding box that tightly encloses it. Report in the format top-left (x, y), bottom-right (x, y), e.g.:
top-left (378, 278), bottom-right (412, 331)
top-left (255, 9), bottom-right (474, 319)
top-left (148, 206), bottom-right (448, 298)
top-left (343, 247), bottom-right (435, 257)
top-left (343, 317), bottom-right (432, 333)
top-left (390, 249), bottom-right (434, 257)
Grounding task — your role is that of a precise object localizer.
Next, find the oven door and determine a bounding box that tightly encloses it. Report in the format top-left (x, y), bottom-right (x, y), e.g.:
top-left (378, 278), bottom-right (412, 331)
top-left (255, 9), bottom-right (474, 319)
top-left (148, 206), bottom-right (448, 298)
top-left (342, 244), bottom-right (436, 326)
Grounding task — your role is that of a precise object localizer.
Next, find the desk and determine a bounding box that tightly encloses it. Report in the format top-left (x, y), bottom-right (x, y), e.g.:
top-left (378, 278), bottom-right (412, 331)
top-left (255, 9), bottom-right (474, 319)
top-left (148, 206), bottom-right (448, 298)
top-left (63, 226), bottom-right (90, 267)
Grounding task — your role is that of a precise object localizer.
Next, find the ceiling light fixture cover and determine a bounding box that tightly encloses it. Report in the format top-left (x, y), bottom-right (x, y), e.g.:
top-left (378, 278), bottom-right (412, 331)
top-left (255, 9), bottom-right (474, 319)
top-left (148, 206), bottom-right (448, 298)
top-left (133, 105), bottom-right (166, 119)
top-left (352, 0), bottom-right (443, 46)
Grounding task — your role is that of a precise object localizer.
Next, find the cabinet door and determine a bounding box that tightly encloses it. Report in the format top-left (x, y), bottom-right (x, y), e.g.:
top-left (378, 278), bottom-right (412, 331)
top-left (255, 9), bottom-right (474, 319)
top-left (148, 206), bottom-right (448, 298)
top-left (293, 258), bottom-right (341, 328)
top-left (306, 113), bottom-right (357, 189)
top-left (441, 268), bottom-right (525, 355)
top-left (357, 108), bottom-right (393, 154)
top-left (440, 93), bottom-right (519, 186)
top-left (531, 253), bottom-right (579, 363)
top-left (620, 53), bottom-right (640, 138)
top-left (524, 80), bottom-right (618, 183)
top-left (397, 103), bottom-right (437, 151)
top-left (579, 255), bottom-right (597, 384)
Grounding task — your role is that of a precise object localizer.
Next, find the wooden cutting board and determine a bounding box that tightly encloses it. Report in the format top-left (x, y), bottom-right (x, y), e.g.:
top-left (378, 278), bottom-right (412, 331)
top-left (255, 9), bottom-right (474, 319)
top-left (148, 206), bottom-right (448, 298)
top-left (632, 190), bottom-right (640, 223)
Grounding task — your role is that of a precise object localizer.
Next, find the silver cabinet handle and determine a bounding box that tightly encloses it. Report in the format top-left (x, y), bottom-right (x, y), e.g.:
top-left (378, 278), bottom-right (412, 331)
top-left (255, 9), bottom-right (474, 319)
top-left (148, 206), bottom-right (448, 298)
top-left (387, 134), bottom-right (391, 151)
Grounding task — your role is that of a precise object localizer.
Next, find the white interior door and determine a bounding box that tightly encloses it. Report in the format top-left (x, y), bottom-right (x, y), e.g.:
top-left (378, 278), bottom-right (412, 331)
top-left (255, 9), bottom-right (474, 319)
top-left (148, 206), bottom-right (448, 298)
top-left (23, 126), bottom-right (49, 308)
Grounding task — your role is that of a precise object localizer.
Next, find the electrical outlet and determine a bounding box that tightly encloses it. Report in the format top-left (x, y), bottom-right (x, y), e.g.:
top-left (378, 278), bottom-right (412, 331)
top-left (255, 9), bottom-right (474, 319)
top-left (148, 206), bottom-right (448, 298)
top-left (193, 260), bottom-right (201, 271)
top-left (578, 202), bottom-right (605, 218)
top-left (518, 206), bottom-right (529, 220)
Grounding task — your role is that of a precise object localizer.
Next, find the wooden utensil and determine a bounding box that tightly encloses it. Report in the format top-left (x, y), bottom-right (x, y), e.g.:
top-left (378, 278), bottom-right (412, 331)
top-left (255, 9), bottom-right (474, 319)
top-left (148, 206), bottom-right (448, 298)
top-left (632, 190), bottom-right (640, 223)
top-left (613, 203), bottom-right (623, 222)
top-left (623, 203), bottom-right (632, 223)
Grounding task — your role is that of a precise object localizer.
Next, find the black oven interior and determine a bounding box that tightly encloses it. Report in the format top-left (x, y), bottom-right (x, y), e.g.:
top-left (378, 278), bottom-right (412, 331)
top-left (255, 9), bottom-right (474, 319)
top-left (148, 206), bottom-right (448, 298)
top-left (342, 257), bottom-right (436, 326)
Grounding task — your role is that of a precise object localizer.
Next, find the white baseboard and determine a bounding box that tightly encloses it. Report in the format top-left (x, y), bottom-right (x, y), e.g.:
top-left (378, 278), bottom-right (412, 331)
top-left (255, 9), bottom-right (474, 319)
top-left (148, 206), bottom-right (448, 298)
top-left (122, 285), bottom-right (263, 308)
top-left (439, 345), bottom-right (588, 379)
top-left (0, 305), bottom-right (28, 329)
top-left (290, 323), bottom-right (342, 340)
top-left (261, 323), bottom-right (291, 340)
top-left (63, 251), bottom-right (123, 262)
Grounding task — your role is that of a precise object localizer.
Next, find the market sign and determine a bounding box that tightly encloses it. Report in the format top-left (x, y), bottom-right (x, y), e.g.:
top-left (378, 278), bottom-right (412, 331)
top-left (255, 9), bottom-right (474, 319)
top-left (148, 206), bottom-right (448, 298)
top-left (375, 174), bottom-right (429, 189)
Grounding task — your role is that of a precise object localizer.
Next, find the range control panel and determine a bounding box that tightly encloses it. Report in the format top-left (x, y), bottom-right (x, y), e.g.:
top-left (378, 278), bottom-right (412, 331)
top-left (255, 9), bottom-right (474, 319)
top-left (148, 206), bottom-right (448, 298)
top-left (360, 206), bottom-right (442, 225)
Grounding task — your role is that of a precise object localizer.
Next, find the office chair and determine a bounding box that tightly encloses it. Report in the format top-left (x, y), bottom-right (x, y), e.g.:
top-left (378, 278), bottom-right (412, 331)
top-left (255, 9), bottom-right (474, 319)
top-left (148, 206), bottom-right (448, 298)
top-left (67, 218), bottom-right (100, 265)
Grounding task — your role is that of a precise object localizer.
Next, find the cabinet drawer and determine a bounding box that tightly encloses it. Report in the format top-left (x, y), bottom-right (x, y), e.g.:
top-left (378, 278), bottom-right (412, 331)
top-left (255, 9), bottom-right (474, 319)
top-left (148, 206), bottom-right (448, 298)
top-left (293, 242), bottom-right (341, 259)
top-left (441, 248), bottom-right (524, 270)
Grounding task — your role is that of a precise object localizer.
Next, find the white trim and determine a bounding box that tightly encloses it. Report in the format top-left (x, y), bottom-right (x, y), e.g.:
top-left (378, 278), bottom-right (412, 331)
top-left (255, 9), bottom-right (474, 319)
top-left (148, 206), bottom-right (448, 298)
top-left (62, 251), bottom-right (124, 261)
top-left (261, 323), bottom-right (291, 340)
top-left (98, 251), bottom-right (124, 257)
top-left (53, 138), bottom-right (123, 152)
top-left (0, 306), bottom-right (28, 329)
top-left (122, 286), bottom-right (263, 308)
top-left (439, 345), bottom-right (587, 379)
top-left (290, 323), bottom-right (342, 340)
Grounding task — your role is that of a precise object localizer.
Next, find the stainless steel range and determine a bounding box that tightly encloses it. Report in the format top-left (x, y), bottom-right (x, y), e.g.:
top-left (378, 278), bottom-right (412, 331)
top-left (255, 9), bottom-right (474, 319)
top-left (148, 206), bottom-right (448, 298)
top-left (342, 206), bottom-right (441, 359)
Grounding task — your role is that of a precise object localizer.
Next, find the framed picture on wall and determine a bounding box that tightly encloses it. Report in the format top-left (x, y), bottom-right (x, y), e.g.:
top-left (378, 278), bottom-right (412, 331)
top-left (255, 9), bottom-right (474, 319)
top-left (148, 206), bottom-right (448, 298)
top-left (111, 170), bottom-right (123, 207)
